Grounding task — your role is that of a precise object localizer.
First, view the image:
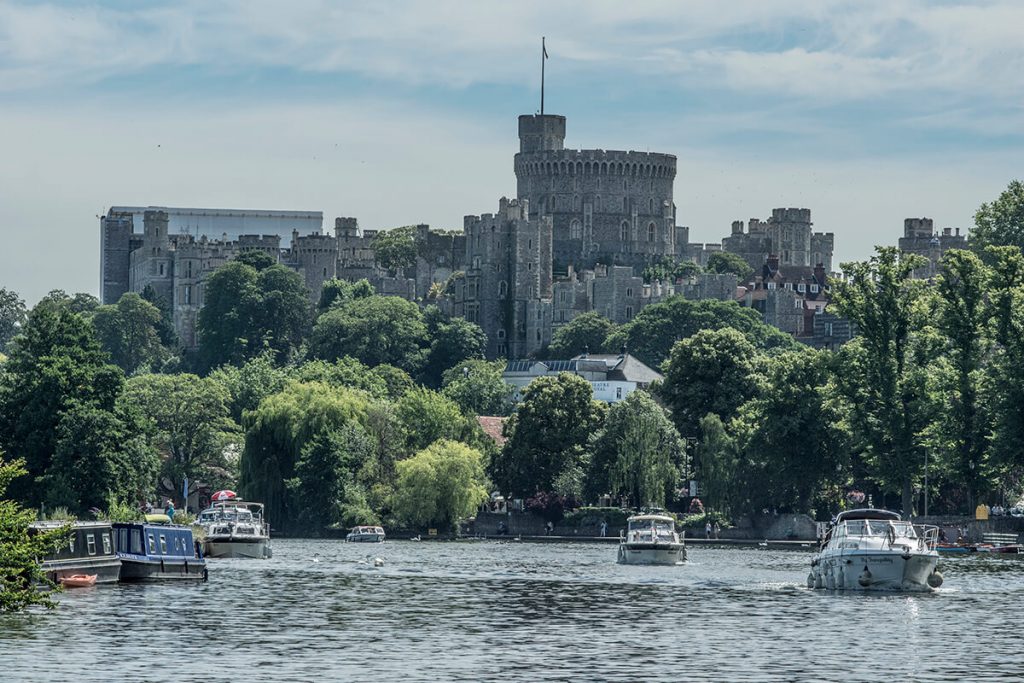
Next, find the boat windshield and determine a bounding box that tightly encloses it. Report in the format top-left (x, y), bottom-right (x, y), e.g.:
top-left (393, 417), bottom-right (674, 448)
top-left (842, 520), bottom-right (917, 538)
top-left (654, 522), bottom-right (674, 535)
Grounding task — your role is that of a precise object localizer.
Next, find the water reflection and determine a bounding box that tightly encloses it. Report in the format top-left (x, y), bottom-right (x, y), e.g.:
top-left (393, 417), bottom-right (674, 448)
top-left (2, 541), bottom-right (1024, 681)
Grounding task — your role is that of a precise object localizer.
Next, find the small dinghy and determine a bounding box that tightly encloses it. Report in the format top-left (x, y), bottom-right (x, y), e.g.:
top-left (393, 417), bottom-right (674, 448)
top-left (59, 574), bottom-right (98, 588)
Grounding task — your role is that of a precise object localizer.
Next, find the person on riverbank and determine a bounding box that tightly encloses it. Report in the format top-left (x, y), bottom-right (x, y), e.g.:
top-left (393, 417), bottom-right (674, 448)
top-left (713, 522), bottom-right (721, 539)
top-left (600, 520), bottom-right (608, 537)
top-left (705, 521), bottom-right (712, 539)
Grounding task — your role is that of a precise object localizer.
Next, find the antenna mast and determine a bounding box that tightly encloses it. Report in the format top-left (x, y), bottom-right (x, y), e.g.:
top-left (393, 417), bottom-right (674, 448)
top-left (541, 37), bottom-right (547, 115)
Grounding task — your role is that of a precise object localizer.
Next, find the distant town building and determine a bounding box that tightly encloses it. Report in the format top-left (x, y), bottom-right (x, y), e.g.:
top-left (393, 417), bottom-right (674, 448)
top-left (503, 351), bottom-right (662, 404)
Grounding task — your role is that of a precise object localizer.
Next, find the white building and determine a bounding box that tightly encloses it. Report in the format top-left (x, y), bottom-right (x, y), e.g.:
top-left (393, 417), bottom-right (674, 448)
top-left (503, 352), bottom-right (662, 404)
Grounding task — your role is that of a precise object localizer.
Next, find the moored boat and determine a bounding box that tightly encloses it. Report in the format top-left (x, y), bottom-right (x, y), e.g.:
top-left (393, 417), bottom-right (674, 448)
top-left (113, 521), bottom-right (207, 582)
top-left (196, 500), bottom-right (272, 559)
top-left (346, 525), bottom-right (386, 543)
top-left (617, 514), bottom-right (686, 565)
top-left (31, 521), bottom-right (122, 585)
top-left (809, 509), bottom-right (942, 592)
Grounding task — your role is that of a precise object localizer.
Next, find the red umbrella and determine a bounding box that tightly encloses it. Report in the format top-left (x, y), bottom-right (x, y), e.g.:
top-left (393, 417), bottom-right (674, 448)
top-left (211, 490), bottom-right (237, 501)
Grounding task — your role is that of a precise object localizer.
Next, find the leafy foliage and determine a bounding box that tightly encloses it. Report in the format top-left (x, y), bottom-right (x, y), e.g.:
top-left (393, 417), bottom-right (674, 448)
top-left (971, 179), bottom-right (1024, 253)
top-left (0, 287), bottom-right (27, 351)
top-left (706, 251), bottom-right (754, 280)
top-left (548, 312), bottom-right (615, 358)
top-left (372, 226), bottom-right (418, 274)
top-left (309, 295), bottom-right (427, 372)
top-left (91, 293), bottom-right (166, 374)
top-left (392, 439), bottom-right (488, 530)
top-left (440, 359), bottom-right (513, 417)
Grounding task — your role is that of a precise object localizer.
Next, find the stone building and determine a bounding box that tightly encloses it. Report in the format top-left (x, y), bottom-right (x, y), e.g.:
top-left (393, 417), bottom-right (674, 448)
top-left (513, 114), bottom-right (683, 273)
top-left (456, 197), bottom-right (553, 359)
top-left (898, 218), bottom-right (967, 278)
top-left (717, 208), bottom-right (834, 272)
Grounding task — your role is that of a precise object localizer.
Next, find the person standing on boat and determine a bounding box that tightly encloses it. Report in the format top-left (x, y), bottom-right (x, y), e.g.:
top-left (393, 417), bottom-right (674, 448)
top-left (166, 500), bottom-right (175, 523)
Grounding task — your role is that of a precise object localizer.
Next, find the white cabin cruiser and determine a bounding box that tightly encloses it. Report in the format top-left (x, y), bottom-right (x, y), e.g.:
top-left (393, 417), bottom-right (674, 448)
top-left (809, 509), bottom-right (942, 592)
top-left (346, 526), bottom-right (385, 543)
top-left (196, 501), bottom-right (272, 559)
top-left (618, 514), bottom-right (686, 565)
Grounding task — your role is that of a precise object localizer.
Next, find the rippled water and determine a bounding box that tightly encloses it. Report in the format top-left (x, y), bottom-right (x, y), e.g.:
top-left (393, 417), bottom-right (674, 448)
top-left (3, 539), bottom-right (1024, 682)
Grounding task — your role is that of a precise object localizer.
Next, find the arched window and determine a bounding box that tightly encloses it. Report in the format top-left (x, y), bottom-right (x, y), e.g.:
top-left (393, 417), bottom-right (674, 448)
top-left (648, 222), bottom-right (656, 242)
top-left (570, 219), bottom-right (582, 240)
top-left (649, 198), bottom-right (655, 213)
top-left (623, 197), bottom-right (628, 212)
top-left (498, 281), bottom-right (508, 297)
top-left (621, 221), bottom-right (630, 242)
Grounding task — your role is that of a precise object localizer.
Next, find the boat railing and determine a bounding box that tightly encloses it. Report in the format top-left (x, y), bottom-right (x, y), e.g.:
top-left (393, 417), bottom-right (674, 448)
top-left (914, 524), bottom-right (940, 551)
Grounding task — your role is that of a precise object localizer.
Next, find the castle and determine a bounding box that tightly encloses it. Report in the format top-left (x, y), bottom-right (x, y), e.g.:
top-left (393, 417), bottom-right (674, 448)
top-left (100, 110), bottom-right (964, 357)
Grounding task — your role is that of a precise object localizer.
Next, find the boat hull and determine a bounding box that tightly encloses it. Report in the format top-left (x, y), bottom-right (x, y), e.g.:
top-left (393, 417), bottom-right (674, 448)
top-left (617, 543), bottom-right (686, 565)
top-left (42, 557), bottom-right (122, 585)
top-left (810, 551), bottom-right (939, 592)
top-left (118, 557), bottom-right (207, 582)
top-left (346, 535), bottom-right (385, 543)
top-left (203, 537), bottom-right (271, 559)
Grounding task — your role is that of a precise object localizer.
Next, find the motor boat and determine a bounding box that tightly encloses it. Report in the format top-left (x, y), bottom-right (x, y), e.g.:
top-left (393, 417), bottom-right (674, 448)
top-left (195, 501), bottom-right (272, 559)
top-left (346, 525), bottom-right (386, 543)
top-left (617, 514), bottom-right (686, 565)
top-left (809, 509), bottom-right (942, 592)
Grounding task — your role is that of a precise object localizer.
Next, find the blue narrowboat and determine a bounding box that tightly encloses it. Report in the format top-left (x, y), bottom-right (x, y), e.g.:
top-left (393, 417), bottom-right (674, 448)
top-left (113, 520), bottom-right (207, 582)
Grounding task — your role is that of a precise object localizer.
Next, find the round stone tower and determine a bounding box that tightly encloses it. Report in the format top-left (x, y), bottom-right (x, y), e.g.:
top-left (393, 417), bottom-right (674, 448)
top-left (514, 114), bottom-right (677, 272)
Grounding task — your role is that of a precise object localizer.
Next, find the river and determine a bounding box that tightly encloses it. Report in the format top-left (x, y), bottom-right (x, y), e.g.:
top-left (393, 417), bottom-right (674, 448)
top-left (2, 539), bottom-right (1022, 682)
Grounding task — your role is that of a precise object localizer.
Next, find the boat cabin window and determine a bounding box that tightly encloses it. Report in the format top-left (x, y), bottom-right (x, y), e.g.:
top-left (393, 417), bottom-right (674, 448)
top-left (102, 533), bottom-right (112, 554)
top-left (844, 521), bottom-right (868, 536)
top-left (148, 533), bottom-right (156, 554)
top-left (87, 535), bottom-right (97, 556)
top-left (131, 529), bottom-right (143, 554)
top-left (159, 535), bottom-right (168, 554)
top-left (69, 536), bottom-right (76, 554)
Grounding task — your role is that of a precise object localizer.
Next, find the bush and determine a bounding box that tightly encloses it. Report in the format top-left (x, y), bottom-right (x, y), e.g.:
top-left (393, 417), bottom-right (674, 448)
top-left (561, 506), bottom-right (629, 529)
top-left (104, 498), bottom-right (141, 523)
top-left (678, 510), bottom-right (730, 528)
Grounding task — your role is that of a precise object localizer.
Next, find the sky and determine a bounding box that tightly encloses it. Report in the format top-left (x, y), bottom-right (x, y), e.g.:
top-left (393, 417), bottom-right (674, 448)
top-left (1, 0), bottom-right (1022, 304)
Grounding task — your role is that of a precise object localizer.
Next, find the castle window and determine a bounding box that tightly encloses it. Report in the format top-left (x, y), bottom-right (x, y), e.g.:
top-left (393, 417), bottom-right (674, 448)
top-left (623, 197), bottom-right (628, 212)
top-left (648, 223), bottom-right (656, 242)
top-left (594, 196), bottom-right (601, 211)
top-left (528, 262), bottom-right (533, 271)
top-left (784, 282), bottom-right (793, 290)
top-left (626, 288), bottom-right (633, 298)
top-left (159, 263), bottom-right (165, 276)
top-left (497, 342), bottom-right (507, 356)
top-left (794, 298), bottom-right (803, 309)
top-left (620, 221), bottom-right (629, 242)
top-left (497, 329), bottom-right (506, 339)
top-left (573, 195), bottom-right (580, 211)
top-left (625, 305), bottom-right (634, 320)
top-left (323, 268), bottom-right (327, 277)
top-left (184, 285), bottom-right (191, 305)
top-left (187, 260), bottom-right (193, 277)
top-left (537, 309), bottom-right (543, 320)
top-left (767, 282), bottom-right (777, 290)
top-left (649, 198), bottom-right (654, 214)
top-left (570, 219), bottom-right (582, 240)
top-left (798, 283), bottom-right (806, 293)
top-left (810, 284), bottom-right (820, 293)
top-left (499, 281), bottom-right (508, 298)
top-left (536, 329), bottom-right (542, 341)
top-left (623, 179), bottom-right (627, 191)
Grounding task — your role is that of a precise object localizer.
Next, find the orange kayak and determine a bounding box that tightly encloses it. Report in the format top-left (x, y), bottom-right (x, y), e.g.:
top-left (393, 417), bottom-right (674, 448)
top-left (60, 574), bottom-right (98, 588)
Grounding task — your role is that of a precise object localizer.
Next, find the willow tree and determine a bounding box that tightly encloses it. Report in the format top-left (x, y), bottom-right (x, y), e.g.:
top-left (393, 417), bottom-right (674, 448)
top-left (985, 246), bottom-right (1024, 477)
top-left (239, 381), bottom-right (370, 529)
top-left (392, 439), bottom-right (489, 530)
top-left (586, 391), bottom-right (683, 508)
top-left (830, 247), bottom-right (930, 516)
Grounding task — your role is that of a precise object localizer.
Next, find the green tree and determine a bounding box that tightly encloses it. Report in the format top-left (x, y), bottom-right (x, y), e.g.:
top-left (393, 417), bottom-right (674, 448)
top-left (586, 391), bottom-right (683, 508)
top-left (286, 424), bottom-right (374, 532)
top-left (607, 296), bottom-right (794, 369)
top-left (985, 247), bottom-right (1024, 473)
top-left (733, 349), bottom-right (848, 515)
top-left (696, 413), bottom-right (738, 517)
top-left (39, 290), bottom-right (100, 314)
top-left (369, 364), bottom-right (415, 400)
top-left (830, 247), bottom-right (930, 515)
top-left (309, 296), bottom-right (428, 372)
top-left (372, 226), bottom-right (417, 274)
top-left (42, 403), bottom-right (159, 513)
top-left (140, 284), bottom-right (179, 349)
top-left (392, 439), bottom-right (489, 530)
top-left (0, 453), bottom-right (69, 612)
top-left (0, 287), bottom-right (26, 351)
top-left (122, 374), bottom-right (242, 498)
top-left (209, 351), bottom-right (290, 424)
top-left (493, 374), bottom-right (607, 496)
top-left (0, 300), bottom-right (124, 506)
top-left (91, 293), bottom-right (165, 374)
top-left (971, 180), bottom-right (1024, 253)
top-left (659, 327), bottom-right (759, 438)
top-left (317, 278), bottom-right (375, 312)
top-left (235, 249), bottom-right (276, 271)
top-left (197, 261), bottom-right (311, 371)
top-left (396, 386), bottom-right (470, 454)
top-left (239, 382), bottom-right (370, 528)
top-left (421, 316), bottom-right (487, 387)
top-left (931, 250), bottom-right (992, 506)
top-left (706, 251), bottom-right (754, 280)
top-left (548, 312), bottom-right (616, 358)
top-left (292, 358), bottom-right (389, 399)
top-left (441, 359), bottom-right (513, 416)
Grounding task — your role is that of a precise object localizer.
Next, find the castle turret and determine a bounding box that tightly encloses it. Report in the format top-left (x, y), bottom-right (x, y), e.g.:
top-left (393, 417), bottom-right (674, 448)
top-left (518, 114), bottom-right (566, 153)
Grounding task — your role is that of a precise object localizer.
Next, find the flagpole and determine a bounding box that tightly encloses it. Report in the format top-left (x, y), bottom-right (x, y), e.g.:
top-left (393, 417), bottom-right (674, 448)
top-left (541, 36), bottom-right (545, 115)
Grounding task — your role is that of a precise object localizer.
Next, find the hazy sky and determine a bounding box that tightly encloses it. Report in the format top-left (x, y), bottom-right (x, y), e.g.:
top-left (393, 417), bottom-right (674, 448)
top-left (1, 0), bottom-right (1022, 304)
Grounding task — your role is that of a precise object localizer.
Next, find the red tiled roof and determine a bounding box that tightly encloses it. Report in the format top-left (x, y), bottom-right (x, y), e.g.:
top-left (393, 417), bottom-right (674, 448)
top-left (476, 416), bottom-right (508, 446)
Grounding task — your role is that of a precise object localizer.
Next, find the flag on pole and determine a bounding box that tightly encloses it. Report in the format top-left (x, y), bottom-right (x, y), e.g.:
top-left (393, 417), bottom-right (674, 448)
top-left (543, 39), bottom-right (548, 60)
